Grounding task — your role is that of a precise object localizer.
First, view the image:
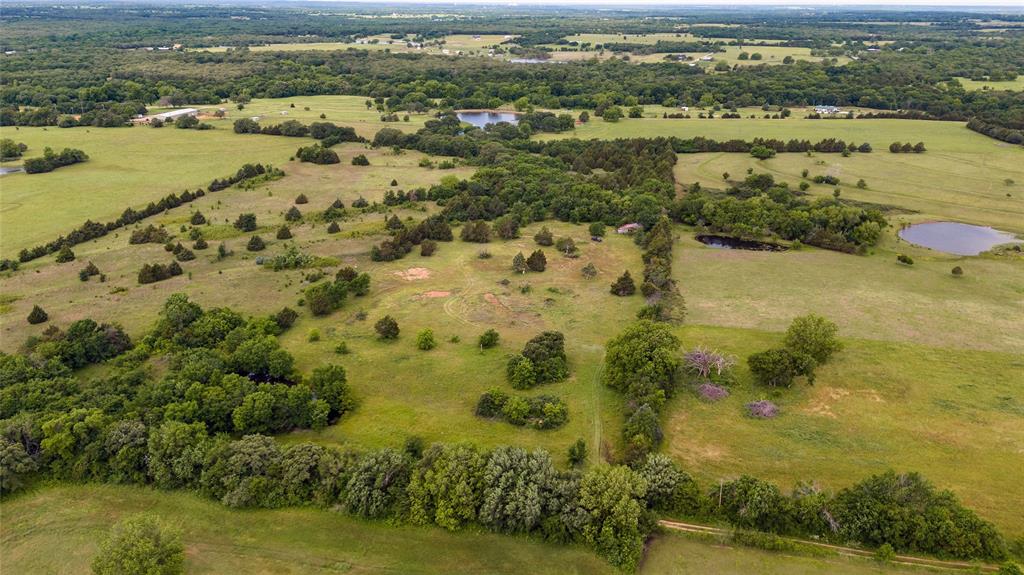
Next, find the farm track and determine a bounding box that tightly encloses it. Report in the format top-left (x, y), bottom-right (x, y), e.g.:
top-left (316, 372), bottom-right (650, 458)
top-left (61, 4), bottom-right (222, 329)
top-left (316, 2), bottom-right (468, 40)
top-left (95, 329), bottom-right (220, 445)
top-left (657, 519), bottom-right (1000, 572)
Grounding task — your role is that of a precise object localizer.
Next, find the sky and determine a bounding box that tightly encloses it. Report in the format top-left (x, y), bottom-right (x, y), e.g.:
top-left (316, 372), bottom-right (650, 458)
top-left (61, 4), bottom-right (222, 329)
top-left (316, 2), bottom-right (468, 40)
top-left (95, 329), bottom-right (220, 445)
top-left (313, 0), bottom-right (1024, 7)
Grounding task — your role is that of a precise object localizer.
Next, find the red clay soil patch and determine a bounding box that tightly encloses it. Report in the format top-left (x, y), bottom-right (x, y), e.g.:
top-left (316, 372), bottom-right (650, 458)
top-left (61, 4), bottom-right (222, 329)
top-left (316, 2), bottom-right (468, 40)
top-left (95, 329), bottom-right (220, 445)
top-left (422, 290), bottom-right (451, 298)
top-left (393, 267), bottom-right (432, 281)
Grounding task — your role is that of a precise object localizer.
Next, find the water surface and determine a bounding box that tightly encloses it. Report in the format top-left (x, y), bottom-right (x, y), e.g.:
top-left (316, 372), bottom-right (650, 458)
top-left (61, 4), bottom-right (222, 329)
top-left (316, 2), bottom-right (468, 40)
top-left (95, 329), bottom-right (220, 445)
top-left (696, 235), bottom-right (787, 252)
top-left (456, 111), bottom-right (519, 128)
top-left (898, 222), bottom-right (1021, 256)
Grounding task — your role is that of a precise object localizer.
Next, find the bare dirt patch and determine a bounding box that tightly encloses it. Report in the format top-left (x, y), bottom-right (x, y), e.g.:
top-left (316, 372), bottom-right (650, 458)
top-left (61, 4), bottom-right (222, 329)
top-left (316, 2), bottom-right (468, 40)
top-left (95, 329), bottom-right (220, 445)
top-left (422, 290), bottom-right (451, 298)
top-left (393, 267), bottom-right (432, 281)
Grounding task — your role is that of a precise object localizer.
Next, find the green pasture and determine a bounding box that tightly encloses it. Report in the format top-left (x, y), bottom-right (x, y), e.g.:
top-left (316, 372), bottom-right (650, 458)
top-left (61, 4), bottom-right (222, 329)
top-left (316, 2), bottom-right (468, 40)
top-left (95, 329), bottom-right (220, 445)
top-left (540, 115), bottom-right (1024, 232)
top-left (196, 34), bottom-right (512, 57)
top-left (953, 76), bottom-right (1024, 91)
top-left (0, 483), bottom-right (614, 575)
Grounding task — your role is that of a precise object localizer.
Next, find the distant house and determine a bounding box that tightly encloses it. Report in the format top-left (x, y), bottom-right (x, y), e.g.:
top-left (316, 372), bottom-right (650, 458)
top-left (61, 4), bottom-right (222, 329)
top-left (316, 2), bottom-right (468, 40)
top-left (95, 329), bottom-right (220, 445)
top-left (678, 105), bottom-right (689, 112)
top-left (699, 53), bottom-right (714, 61)
top-left (814, 105), bottom-right (842, 115)
top-left (132, 107), bottom-right (198, 124)
top-left (617, 223), bottom-right (642, 234)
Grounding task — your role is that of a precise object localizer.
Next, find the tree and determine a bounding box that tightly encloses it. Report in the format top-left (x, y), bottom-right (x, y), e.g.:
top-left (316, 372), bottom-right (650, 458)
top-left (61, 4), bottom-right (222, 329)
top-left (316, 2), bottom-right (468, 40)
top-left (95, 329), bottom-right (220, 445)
top-left (602, 106), bottom-right (623, 122)
top-left (91, 514), bottom-right (184, 575)
top-left (344, 449), bottom-right (410, 518)
top-left (628, 105), bottom-right (643, 118)
top-left (276, 226), bottom-right (292, 240)
top-left (604, 320), bottom-right (681, 394)
top-left (750, 145), bottom-right (776, 160)
top-left (534, 226), bottom-right (554, 246)
top-left (27, 305), bottom-right (48, 324)
top-left (952, 266), bottom-right (963, 277)
top-left (55, 244), bottom-right (76, 263)
top-left (610, 271), bottom-right (636, 296)
top-left (327, 221), bottom-right (341, 234)
top-left (582, 262), bottom-right (598, 279)
top-left (420, 240), bottom-right (437, 256)
top-left (295, 193), bottom-right (308, 204)
top-left (478, 329), bottom-right (500, 349)
top-left (375, 315), bottom-right (399, 340)
top-left (494, 215), bottom-right (520, 239)
top-left (351, 154), bottom-right (370, 166)
top-left (783, 314), bottom-right (842, 364)
top-left (246, 235), bottom-right (266, 251)
top-left (512, 252), bottom-right (528, 274)
top-left (190, 211), bottom-right (206, 225)
top-left (416, 329), bottom-right (436, 351)
top-left (897, 254), bottom-right (914, 265)
top-left (526, 250), bottom-right (546, 272)
top-left (579, 111), bottom-right (590, 123)
top-left (913, 142), bottom-right (926, 153)
top-left (285, 206), bottom-right (302, 221)
top-left (577, 466), bottom-right (649, 571)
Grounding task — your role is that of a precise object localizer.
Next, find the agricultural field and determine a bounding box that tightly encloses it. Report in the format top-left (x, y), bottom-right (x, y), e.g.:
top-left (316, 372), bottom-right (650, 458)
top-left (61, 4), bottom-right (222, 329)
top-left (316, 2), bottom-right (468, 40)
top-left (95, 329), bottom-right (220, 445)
top-left (197, 34), bottom-right (513, 57)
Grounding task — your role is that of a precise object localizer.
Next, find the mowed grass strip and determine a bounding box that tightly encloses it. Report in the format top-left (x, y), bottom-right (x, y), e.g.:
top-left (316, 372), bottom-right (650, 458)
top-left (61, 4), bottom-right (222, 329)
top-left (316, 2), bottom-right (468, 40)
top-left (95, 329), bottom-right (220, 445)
top-left (0, 483), bottom-right (613, 575)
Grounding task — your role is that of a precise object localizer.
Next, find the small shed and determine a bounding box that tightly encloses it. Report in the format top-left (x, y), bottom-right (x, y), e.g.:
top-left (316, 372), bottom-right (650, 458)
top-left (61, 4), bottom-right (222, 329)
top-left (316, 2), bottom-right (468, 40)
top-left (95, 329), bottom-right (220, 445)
top-left (617, 223), bottom-right (642, 234)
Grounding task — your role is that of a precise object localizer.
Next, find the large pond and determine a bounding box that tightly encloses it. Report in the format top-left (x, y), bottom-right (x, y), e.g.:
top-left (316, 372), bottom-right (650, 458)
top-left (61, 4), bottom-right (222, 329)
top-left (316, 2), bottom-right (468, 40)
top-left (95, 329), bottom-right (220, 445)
top-left (696, 235), bottom-right (788, 252)
top-left (456, 111), bottom-right (520, 128)
top-left (898, 222), bottom-right (1022, 256)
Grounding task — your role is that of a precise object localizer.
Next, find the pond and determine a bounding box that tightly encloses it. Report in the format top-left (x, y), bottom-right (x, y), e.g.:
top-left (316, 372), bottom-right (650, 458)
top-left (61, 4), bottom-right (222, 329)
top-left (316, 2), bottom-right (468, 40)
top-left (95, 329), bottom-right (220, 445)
top-left (696, 235), bottom-right (788, 252)
top-left (456, 111), bottom-right (520, 128)
top-left (898, 222), bottom-right (1022, 256)
top-left (0, 166), bottom-right (23, 176)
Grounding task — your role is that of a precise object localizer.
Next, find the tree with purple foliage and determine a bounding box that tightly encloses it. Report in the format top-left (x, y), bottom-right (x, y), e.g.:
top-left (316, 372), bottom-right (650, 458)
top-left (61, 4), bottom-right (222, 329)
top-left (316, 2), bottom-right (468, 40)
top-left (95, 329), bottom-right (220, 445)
top-left (684, 346), bottom-right (736, 379)
top-left (747, 400), bottom-right (779, 418)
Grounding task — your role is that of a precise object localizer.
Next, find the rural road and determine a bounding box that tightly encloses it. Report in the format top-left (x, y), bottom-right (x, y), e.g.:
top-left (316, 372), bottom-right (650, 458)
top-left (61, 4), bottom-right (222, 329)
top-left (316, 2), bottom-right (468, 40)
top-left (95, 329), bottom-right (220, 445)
top-left (657, 519), bottom-right (1000, 572)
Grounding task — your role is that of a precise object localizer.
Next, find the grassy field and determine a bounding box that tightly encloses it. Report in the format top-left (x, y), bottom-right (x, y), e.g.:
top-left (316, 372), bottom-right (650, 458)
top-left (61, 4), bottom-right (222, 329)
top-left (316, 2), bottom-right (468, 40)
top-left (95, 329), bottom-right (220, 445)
top-left (953, 76), bottom-right (1024, 91)
top-left (197, 34), bottom-right (513, 57)
top-left (0, 483), bottom-right (614, 574)
top-left (540, 114), bottom-right (1024, 233)
top-left (643, 531), bottom-right (946, 575)
top-left (0, 96), bottom-right (429, 256)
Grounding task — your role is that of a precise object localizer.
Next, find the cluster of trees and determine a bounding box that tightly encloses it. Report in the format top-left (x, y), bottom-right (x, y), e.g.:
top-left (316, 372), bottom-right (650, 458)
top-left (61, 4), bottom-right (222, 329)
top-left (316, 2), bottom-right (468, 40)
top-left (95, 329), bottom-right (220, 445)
top-left (17, 318), bottom-right (131, 372)
top-left (234, 119), bottom-right (366, 146)
top-left (137, 261), bottom-right (184, 284)
top-left (635, 217), bottom-right (684, 321)
top-left (128, 225), bottom-right (170, 245)
top-left (511, 250), bottom-right (547, 274)
top-left (0, 138), bottom-right (27, 159)
top-left (670, 136), bottom-right (870, 154)
top-left (475, 389), bottom-right (568, 429)
top-left (295, 143), bottom-right (339, 164)
top-left (888, 141), bottom-right (927, 153)
top-left (670, 173), bottom-right (887, 254)
top-left (747, 314), bottom-right (842, 388)
top-left (967, 117), bottom-right (1024, 146)
top-left (369, 214), bottom-right (453, 262)
top-left (22, 147), bottom-right (88, 174)
top-left (303, 266), bottom-right (371, 316)
top-left (604, 321), bottom-right (681, 462)
top-left (505, 332), bottom-right (569, 390)
top-left (17, 188), bottom-right (208, 263)
top-left (208, 163), bottom-right (281, 192)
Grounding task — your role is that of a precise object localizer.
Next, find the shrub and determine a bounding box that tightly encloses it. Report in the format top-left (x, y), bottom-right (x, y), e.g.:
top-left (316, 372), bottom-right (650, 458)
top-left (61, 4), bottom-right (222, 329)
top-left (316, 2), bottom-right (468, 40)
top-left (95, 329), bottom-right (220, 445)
top-left (295, 144), bottom-right (339, 164)
top-left (526, 250), bottom-right (547, 272)
top-left (952, 266), bottom-right (963, 277)
top-left (512, 252), bottom-right (528, 274)
top-left (193, 238), bottom-right (208, 250)
top-left (610, 271), bottom-right (636, 296)
top-left (334, 341), bottom-right (349, 355)
top-left (582, 263), bottom-right (598, 279)
top-left (897, 254), bottom-right (914, 266)
top-left (420, 240), bottom-right (437, 256)
top-left (55, 245), bottom-right (76, 263)
top-left (555, 237), bottom-right (578, 256)
top-left (588, 222), bottom-right (606, 237)
top-left (478, 329), bottom-right (500, 349)
top-left (276, 226), bottom-right (292, 240)
top-left (295, 194), bottom-right (308, 204)
top-left (273, 307), bottom-right (298, 330)
top-left (475, 388), bottom-right (509, 417)
top-left (91, 514), bottom-right (184, 575)
top-left (27, 305), bottom-right (48, 324)
top-left (375, 315), bottom-right (399, 339)
top-left (416, 329), bottom-right (436, 350)
top-left (697, 383), bottom-right (729, 402)
top-left (190, 211), bottom-right (206, 225)
top-left (506, 331), bottom-right (568, 389)
top-left (233, 213), bottom-right (257, 232)
top-left (307, 329), bottom-right (321, 342)
top-left (568, 439), bottom-right (587, 466)
top-left (460, 221), bottom-right (491, 243)
top-left (285, 206), bottom-right (302, 221)
top-left (747, 348), bottom-right (815, 387)
top-left (246, 236), bottom-right (266, 252)
top-left (534, 227), bottom-right (554, 246)
top-left (327, 221), bottom-right (341, 234)
top-left (351, 154), bottom-right (370, 166)
top-left (876, 543), bottom-right (896, 562)
top-left (746, 400), bottom-right (779, 418)
top-left (783, 314), bottom-right (842, 364)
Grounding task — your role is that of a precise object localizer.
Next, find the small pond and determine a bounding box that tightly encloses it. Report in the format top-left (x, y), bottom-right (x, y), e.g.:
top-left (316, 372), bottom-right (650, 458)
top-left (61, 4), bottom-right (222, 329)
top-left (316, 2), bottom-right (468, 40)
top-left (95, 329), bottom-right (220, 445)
top-left (0, 166), bottom-right (23, 176)
top-left (898, 222), bottom-right (1022, 256)
top-left (456, 111), bottom-right (520, 128)
top-left (696, 235), bottom-right (788, 252)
